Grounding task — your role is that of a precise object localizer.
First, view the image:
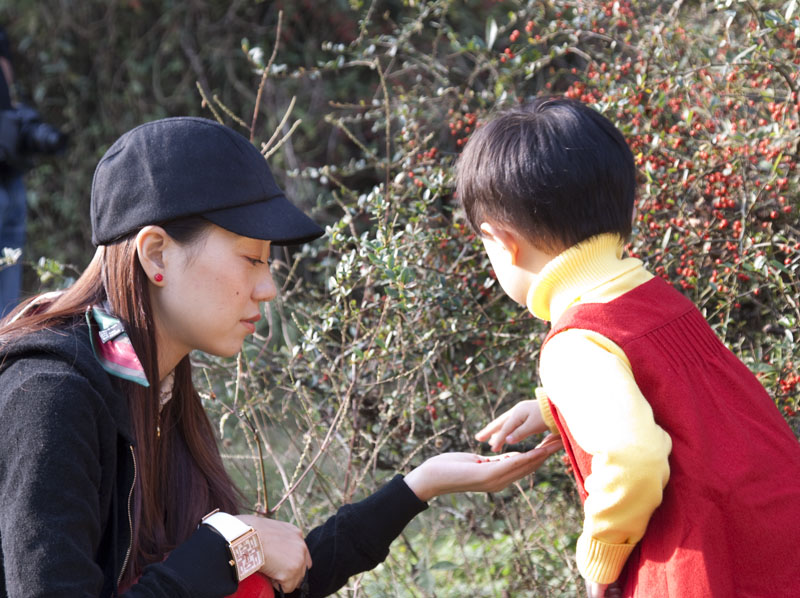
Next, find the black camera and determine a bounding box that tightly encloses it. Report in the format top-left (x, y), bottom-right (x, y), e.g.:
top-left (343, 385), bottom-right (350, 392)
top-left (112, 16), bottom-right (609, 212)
top-left (0, 103), bottom-right (67, 172)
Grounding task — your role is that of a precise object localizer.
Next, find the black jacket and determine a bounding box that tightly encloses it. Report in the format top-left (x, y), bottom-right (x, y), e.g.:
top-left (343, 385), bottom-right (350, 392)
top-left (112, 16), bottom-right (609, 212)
top-left (0, 320), bottom-right (427, 597)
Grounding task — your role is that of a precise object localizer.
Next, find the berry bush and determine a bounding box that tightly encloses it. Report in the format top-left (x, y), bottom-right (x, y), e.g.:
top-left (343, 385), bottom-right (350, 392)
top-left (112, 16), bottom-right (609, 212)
top-left (193, 1), bottom-right (799, 596)
top-left (16, 1), bottom-right (799, 596)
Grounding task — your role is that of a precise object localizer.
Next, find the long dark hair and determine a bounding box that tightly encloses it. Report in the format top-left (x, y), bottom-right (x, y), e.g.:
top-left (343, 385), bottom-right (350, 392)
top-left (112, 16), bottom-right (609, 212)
top-left (0, 217), bottom-right (241, 584)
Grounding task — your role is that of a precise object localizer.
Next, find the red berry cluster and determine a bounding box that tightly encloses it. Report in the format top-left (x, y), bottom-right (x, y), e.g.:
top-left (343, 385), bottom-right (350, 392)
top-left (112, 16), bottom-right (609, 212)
top-left (448, 110), bottom-right (478, 147)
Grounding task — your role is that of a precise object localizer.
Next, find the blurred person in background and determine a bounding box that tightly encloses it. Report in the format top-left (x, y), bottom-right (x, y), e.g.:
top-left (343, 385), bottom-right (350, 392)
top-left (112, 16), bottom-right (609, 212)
top-left (0, 24), bottom-right (25, 316)
top-left (0, 24), bottom-right (67, 317)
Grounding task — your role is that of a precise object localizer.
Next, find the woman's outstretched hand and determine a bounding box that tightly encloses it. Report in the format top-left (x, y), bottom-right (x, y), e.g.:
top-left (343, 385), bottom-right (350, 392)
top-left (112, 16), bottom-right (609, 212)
top-left (236, 515), bottom-right (312, 593)
top-left (403, 434), bottom-right (563, 502)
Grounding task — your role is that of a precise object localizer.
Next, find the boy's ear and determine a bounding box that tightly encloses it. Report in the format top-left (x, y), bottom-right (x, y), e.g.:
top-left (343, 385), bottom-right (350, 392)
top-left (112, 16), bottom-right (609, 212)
top-left (135, 225), bottom-right (171, 285)
top-left (479, 222), bottom-right (520, 265)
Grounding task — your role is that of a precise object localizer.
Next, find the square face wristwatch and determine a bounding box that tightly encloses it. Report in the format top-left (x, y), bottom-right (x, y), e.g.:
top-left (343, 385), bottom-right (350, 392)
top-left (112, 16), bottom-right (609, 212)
top-left (201, 509), bottom-right (265, 581)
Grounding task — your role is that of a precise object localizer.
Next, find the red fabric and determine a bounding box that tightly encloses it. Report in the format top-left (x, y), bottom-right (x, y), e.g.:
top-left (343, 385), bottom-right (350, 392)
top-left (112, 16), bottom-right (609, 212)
top-left (543, 277), bottom-right (800, 598)
top-left (226, 573), bottom-right (275, 598)
top-left (547, 402), bottom-right (590, 502)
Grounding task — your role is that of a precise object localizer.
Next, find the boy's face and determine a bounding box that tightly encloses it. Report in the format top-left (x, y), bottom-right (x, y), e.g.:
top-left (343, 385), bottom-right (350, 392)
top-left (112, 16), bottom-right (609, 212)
top-left (479, 222), bottom-right (557, 307)
top-left (481, 234), bottom-right (525, 305)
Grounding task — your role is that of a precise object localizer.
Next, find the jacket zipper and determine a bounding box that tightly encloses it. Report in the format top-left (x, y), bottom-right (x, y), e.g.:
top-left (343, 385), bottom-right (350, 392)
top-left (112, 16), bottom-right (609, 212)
top-left (117, 444), bottom-right (136, 587)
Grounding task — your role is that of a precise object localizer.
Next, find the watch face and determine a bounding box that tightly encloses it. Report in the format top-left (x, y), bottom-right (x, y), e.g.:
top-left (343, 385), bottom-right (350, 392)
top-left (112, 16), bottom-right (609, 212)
top-left (231, 533), bottom-right (264, 579)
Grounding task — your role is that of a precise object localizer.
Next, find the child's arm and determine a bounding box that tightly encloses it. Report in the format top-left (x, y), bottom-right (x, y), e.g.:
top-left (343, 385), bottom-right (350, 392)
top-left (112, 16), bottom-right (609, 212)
top-left (475, 387), bottom-right (560, 451)
top-left (474, 397), bottom-right (552, 452)
top-left (540, 328), bottom-right (672, 587)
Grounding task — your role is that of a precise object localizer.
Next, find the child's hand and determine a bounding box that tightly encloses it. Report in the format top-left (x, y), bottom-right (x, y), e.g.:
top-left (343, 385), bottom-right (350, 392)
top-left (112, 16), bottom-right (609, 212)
top-left (475, 399), bottom-right (548, 452)
top-left (403, 434), bottom-right (563, 501)
top-left (585, 580), bottom-right (621, 598)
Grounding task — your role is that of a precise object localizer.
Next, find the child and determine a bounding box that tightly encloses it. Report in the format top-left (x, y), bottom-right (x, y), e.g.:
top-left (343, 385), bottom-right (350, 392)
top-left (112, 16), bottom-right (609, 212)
top-left (457, 97), bottom-right (800, 598)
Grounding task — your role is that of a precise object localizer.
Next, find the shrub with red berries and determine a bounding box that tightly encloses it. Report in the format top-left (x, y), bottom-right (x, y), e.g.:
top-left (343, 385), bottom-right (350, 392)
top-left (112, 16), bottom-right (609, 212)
top-left (17, 1), bottom-right (798, 594)
top-left (14, 1), bottom-right (779, 595)
top-left (204, 1), bottom-right (798, 595)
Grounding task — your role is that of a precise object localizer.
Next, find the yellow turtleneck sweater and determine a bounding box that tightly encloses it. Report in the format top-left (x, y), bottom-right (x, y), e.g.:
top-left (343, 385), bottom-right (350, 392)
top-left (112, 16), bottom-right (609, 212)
top-left (527, 233), bottom-right (673, 584)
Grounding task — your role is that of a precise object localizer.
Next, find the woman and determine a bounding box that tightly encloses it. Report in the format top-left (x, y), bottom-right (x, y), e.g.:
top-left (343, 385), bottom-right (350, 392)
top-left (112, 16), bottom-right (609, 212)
top-left (0, 117), bottom-right (561, 598)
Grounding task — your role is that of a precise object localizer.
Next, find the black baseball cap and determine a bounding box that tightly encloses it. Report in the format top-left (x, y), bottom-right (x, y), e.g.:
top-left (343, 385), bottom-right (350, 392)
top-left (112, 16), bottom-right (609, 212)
top-left (90, 116), bottom-right (324, 246)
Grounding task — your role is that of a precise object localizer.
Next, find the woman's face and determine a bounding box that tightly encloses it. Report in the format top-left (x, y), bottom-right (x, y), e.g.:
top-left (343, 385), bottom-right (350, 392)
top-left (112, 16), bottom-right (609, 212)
top-left (152, 224), bottom-right (277, 366)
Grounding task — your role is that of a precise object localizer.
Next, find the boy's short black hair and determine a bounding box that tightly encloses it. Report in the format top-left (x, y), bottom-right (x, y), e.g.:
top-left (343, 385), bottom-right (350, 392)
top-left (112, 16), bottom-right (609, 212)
top-left (456, 96), bottom-right (636, 251)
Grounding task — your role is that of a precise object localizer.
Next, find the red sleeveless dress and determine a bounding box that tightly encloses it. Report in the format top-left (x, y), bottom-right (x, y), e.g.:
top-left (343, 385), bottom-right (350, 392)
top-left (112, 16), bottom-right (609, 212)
top-left (544, 277), bottom-right (800, 597)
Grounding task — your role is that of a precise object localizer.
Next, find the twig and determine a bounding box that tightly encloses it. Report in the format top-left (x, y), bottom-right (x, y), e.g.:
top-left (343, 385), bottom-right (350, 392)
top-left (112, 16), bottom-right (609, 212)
top-left (375, 57), bottom-right (392, 218)
top-left (324, 113), bottom-right (377, 157)
top-left (354, 0), bottom-right (379, 46)
top-left (261, 95), bottom-right (297, 153)
top-left (252, 408), bottom-right (306, 526)
top-left (195, 81), bottom-right (224, 124)
top-left (212, 94), bottom-right (249, 129)
top-left (397, 425), bottom-right (457, 472)
top-left (262, 119), bottom-right (302, 159)
top-left (270, 391), bottom-right (351, 514)
top-left (251, 10), bottom-right (284, 142)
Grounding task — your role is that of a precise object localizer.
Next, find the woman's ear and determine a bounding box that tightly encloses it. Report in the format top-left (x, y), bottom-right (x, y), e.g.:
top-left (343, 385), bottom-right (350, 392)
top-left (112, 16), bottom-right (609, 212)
top-left (135, 226), bottom-right (171, 286)
top-left (479, 222), bottom-right (521, 265)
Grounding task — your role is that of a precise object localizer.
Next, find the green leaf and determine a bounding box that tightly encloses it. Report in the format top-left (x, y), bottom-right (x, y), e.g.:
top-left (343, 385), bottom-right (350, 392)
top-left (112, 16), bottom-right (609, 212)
top-left (486, 17), bottom-right (498, 50)
top-left (787, 0), bottom-right (798, 21)
top-left (732, 44), bottom-right (757, 63)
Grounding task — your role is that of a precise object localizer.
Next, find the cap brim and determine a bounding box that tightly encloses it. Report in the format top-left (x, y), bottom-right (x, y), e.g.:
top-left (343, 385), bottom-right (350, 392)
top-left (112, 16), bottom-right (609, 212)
top-left (202, 195), bottom-right (324, 246)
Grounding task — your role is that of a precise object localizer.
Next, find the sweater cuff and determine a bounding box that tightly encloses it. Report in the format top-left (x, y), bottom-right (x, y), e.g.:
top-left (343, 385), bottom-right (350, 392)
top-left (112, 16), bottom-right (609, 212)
top-left (576, 533), bottom-right (635, 584)
top-left (159, 524), bottom-right (239, 597)
top-left (534, 387), bottom-right (559, 434)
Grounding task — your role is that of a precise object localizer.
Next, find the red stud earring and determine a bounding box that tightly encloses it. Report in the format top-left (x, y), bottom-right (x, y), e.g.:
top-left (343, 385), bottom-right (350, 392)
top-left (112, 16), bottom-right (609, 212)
top-left (154, 273), bottom-right (164, 282)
